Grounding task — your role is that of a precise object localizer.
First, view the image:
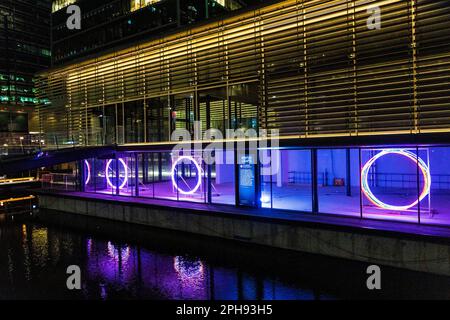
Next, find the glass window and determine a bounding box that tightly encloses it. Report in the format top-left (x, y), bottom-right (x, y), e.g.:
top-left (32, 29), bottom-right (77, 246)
top-left (137, 153), bottom-right (155, 199)
top-left (361, 148), bottom-right (420, 224)
top-left (175, 152), bottom-right (206, 204)
top-left (153, 152), bottom-right (176, 201)
top-left (265, 149), bottom-right (312, 213)
top-left (317, 149), bottom-right (360, 218)
top-left (118, 154), bottom-right (137, 197)
top-left (124, 101), bottom-right (144, 143)
top-left (91, 158), bottom-right (114, 195)
top-left (420, 147), bottom-right (450, 227)
top-left (211, 150), bottom-right (236, 206)
top-left (130, 0), bottom-right (160, 12)
top-left (146, 97), bottom-right (170, 142)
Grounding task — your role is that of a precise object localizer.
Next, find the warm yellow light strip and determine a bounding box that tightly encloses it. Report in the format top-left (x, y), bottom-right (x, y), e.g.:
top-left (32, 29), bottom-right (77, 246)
top-left (64, 0), bottom-right (403, 84)
top-left (0, 195), bottom-right (36, 206)
top-left (0, 177), bottom-right (35, 185)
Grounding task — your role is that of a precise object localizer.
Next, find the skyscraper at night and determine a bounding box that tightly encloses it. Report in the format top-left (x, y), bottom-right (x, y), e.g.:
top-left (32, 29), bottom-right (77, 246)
top-left (0, 0), bottom-right (51, 140)
top-left (51, 0), bottom-right (265, 66)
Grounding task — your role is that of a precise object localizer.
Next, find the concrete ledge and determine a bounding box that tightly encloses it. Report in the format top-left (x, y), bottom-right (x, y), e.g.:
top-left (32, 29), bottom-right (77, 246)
top-left (38, 192), bottom-right (450, 276)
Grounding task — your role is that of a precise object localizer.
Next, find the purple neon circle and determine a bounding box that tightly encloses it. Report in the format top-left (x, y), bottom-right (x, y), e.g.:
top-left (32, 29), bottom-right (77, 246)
top-left (105, 158), bottom-right (128, 189)
top-left (171, 156), bottom-right (202, 195)
top-left (84, 160), bottom-right (91, 185)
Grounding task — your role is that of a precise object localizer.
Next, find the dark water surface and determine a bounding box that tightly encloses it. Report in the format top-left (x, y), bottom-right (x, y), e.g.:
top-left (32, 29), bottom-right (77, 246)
top-left (1, 209), bottom-right (450, 300)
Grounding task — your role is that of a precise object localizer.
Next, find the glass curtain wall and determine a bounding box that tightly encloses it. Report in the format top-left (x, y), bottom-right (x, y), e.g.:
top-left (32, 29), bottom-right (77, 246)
top-left (82, 146), bottom-right (450, 228)
top-left (318, 149), bottom-right (361, 218)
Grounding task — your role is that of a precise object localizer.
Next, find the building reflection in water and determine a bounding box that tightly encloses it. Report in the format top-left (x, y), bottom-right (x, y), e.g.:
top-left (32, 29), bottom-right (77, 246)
top-left (0, 217), bottom-right (326, 300)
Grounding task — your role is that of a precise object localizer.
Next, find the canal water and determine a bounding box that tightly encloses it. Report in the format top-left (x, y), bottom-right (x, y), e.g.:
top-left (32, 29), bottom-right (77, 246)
top-left (1, 208), bottom-right (450, 300)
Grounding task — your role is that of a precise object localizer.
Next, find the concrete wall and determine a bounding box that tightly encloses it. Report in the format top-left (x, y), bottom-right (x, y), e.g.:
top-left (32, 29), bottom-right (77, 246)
top-left (39, 194), bottom-right (450, 276)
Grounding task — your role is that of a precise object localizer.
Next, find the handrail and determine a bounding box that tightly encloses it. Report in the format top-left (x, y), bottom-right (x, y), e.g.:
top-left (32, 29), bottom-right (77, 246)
top-left (0, 177), bottom-right (35, 185)
top-left (0, 195), bottom-right (36, 206)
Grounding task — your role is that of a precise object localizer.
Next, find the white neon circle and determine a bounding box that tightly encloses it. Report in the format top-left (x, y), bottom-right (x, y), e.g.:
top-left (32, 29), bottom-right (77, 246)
top-left (361, 149), bottom-right (431, 211)
top-left (106, 158), bottom-right (128, 190)
top-left (84, 160), bottom-right (91, 185)
top-left (171, 156), bottom-right (202, 195)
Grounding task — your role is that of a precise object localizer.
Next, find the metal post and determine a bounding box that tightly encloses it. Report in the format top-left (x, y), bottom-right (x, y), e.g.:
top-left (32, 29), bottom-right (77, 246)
top-left (135, 153), bottom-right (139, 197)
top-left (234, 144), bottom-right (239, 206)
top-left (416, 146), bottom-right (421, 224)
top-left (359, 148), bottom-right (363, 219)
top-left (176, 0), bottom-right (181, 27)
top-left (206, 95), bottom-right (212, 203)
top-left (205, 0), bottom-right (209, 19)
top-left (346, 148), bottom-right (352, 197)
top-left (207, 163), bottom-right (212, 204)
top-left (255, 142), bottom-right (261, 208)
top-left (311, 149), bottom-right (319, 214)
top-left (20, 136), bottom-right (24, 154)
top-left (115, 155), bottom-right (120, 195)
top-left (142, 153), bottom-right (148, 184)
top-left (79, 160), bottom-right (85, 192)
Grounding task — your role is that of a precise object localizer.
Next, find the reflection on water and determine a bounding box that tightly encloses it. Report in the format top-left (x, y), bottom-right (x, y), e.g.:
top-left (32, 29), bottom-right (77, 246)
top-left (1, 210), bottom-right (450, 300)
top-left (0, 214), bottom-right (327, 300)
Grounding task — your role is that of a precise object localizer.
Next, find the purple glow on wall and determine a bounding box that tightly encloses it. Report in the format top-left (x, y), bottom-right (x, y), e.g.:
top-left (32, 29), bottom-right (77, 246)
top-left (171, 156), bottom-right (202, 195)
top-left (105, 158), bottom-right (128, 189)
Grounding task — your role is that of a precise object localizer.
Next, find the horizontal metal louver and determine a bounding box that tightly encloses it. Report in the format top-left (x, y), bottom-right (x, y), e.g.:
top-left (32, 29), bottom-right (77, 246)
top-left (36, 0), bottom-right (450, 145)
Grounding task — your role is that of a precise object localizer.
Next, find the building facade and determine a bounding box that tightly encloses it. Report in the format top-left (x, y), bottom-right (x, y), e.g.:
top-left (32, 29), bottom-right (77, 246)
top-left (39, 0), bottom-right (450, 144)
top-left (51, 0), bottom-right (263, 66)
top-left (0, 0), bottom-right (51, 142)
top-left (37, 0), bottom-right (450, 228)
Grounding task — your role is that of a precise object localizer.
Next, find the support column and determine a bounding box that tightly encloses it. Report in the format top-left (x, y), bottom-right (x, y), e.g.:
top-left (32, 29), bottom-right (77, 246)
top-left (206, 95), bottom-right (212, 203)
top-left (311, 149), bottom-right (319, 214)
top-left (346, 148), bottom-right (352, 197)
top-left (78, 160), bottom-right (85, 192)
top-left (115, 155), bottom-right (120, 196)
top-left (135, 153), bottom-right (139, 197)
top-left (234, 145), bottom-right (239, 207)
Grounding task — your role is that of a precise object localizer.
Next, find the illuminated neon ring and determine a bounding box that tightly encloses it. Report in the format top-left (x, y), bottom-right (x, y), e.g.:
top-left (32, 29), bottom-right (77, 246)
top-left (171, 156), bottom-right (202, 195)
top-left (106, 158), bottom-right (128, 189)
top-left (361, 149), bottom-right (431, 211)
top-left (84, 160), bottom-right (91, 185)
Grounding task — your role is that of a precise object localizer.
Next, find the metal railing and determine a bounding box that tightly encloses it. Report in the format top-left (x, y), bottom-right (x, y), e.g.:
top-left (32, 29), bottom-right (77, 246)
top-left (41, 173), bottom-right (78, 191)
top-left (0, 133), bottom-right (85, 159)
top-left (0, 195), bottom-right (36, 216)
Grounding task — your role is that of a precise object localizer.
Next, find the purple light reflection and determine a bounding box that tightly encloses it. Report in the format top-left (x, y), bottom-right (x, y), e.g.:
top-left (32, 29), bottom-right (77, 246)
top-left (107, 241), bottom-right (130, 262)
top-left (173, 256), bottom-right (205, 284)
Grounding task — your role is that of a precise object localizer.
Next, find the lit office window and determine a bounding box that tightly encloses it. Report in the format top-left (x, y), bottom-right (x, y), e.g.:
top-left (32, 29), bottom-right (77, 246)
top-left (52, 0), bottom-right (77, 13)
top-left (130, 0), bottom-right (160, 12)
top-left (213, 0), bottom-right (242, 10)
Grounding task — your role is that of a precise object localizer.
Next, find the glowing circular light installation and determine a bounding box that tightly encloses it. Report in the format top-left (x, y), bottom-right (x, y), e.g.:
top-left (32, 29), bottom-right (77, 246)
top-left (361, 149), bottom-right (431, 211)
top-left (105, 158), bottom-right (128, 189)
top-left (84, 160), bottom-right (91, 185)
top-left (171, 156), bottom-right (202, 195)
